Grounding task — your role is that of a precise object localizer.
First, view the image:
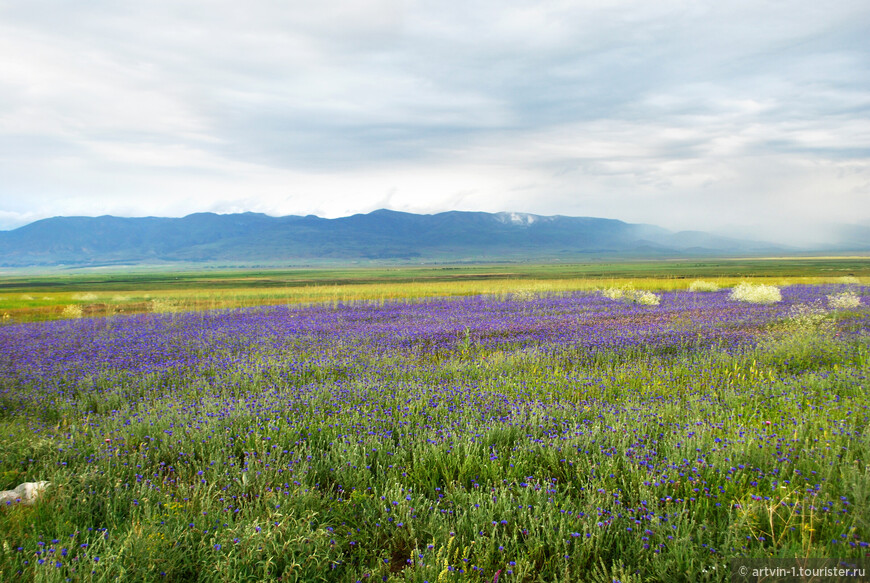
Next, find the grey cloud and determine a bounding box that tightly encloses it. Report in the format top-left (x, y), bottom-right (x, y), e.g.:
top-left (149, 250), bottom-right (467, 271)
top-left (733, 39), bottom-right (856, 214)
top-left (0, 0), bottom-right (868, 239)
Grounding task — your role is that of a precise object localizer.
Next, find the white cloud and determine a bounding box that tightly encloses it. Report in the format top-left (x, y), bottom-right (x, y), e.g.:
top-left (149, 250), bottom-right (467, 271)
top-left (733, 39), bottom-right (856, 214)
top-left (0, 0), bottom-right (868, 244)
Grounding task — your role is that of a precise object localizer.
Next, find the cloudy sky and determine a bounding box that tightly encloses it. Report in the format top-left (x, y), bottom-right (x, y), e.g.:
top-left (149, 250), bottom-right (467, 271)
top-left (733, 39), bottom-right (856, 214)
top-left (1, 0), bottom-right (868, 243)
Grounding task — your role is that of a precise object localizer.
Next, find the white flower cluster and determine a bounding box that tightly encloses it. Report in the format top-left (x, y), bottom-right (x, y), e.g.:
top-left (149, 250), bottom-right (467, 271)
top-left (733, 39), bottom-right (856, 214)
top-left (827, 291), bottom-right (861, 309)
top-left (787, 302), bottom-right (833, 334)
top-left (601, 287), bottom-right (626, 301)
top-left (729, 283), bottom-right (782, 304)
top-left (634, 291), bottom-right (662, 306)
top-left (602, 286), bottom-right (661, 306)
top-left (688, 280), bottom-right (719, 292)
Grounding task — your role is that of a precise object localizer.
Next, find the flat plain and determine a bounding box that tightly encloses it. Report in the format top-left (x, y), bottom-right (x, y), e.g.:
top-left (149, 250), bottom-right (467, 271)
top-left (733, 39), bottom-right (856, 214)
top-left (1, 257), bottom-right (868, 322)
top-left (0, 260), bottom-right (867, 582)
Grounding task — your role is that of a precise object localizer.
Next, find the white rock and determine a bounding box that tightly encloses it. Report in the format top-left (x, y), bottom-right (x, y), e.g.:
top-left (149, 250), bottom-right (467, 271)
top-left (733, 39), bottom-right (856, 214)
top-left (0, 481), bottom-right (50, 506)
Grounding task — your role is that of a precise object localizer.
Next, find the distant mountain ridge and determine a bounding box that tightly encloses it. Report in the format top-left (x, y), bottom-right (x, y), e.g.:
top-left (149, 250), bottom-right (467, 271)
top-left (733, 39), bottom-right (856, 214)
top-left (0, 209), bottom-right (807, 267)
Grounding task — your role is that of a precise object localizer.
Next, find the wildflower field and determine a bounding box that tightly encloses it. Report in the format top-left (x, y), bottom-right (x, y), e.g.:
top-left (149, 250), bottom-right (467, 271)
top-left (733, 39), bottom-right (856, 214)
top-left (1, 256), bottom-right (867, 323)
top-left (0, 282), bottom-right (868, 582)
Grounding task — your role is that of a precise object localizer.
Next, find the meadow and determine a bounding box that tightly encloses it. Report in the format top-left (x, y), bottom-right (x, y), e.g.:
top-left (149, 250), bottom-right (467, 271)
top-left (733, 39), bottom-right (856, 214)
top-left (0, 269), bottom-right (868, 581)
top-left (1, 257), bottom-right (867, 323)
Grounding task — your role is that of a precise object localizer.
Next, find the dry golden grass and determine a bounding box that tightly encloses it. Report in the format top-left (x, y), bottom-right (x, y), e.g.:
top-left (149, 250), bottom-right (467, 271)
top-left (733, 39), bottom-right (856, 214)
top-left (1, 274), bottom-right (865, 322)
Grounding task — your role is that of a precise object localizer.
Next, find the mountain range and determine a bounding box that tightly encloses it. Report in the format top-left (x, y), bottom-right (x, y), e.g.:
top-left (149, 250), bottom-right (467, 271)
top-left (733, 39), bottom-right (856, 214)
top-left (0, 209), bottom-right (863, 268)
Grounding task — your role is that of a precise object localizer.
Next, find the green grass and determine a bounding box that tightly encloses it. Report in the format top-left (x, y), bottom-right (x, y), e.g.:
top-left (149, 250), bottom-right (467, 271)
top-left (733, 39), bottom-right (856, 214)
top-left (2, 257), bottom-right (869, 291)
top-left (1, 342), bottom-right (867, 582)
top-left (1, 258), bottom-right (867, 323)
top-left (0, 282), bottom-right (867, 581)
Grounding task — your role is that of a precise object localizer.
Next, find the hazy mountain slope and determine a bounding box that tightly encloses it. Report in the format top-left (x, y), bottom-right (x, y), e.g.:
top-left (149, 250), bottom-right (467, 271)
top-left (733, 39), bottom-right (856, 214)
top-left (823, 223), bottom-right (870, 251)
top-left (0, 209), bottom-right (786, 266)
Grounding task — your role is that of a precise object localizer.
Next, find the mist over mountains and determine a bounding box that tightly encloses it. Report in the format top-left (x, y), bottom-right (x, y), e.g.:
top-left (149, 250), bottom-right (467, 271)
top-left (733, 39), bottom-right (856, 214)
top-left (0, 209), bottom-right (864, 268)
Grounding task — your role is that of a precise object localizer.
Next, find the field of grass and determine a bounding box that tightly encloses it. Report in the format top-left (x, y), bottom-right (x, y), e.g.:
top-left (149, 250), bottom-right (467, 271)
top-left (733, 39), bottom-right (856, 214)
top-left (0, 277), bottom-right (868, 582)
top-left (1, 258), bottom-right (867, 323)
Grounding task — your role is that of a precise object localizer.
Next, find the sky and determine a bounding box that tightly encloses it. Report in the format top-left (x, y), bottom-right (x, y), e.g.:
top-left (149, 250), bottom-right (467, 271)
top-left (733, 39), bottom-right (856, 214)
top-left (1, 0), bottom-right (868, 244)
